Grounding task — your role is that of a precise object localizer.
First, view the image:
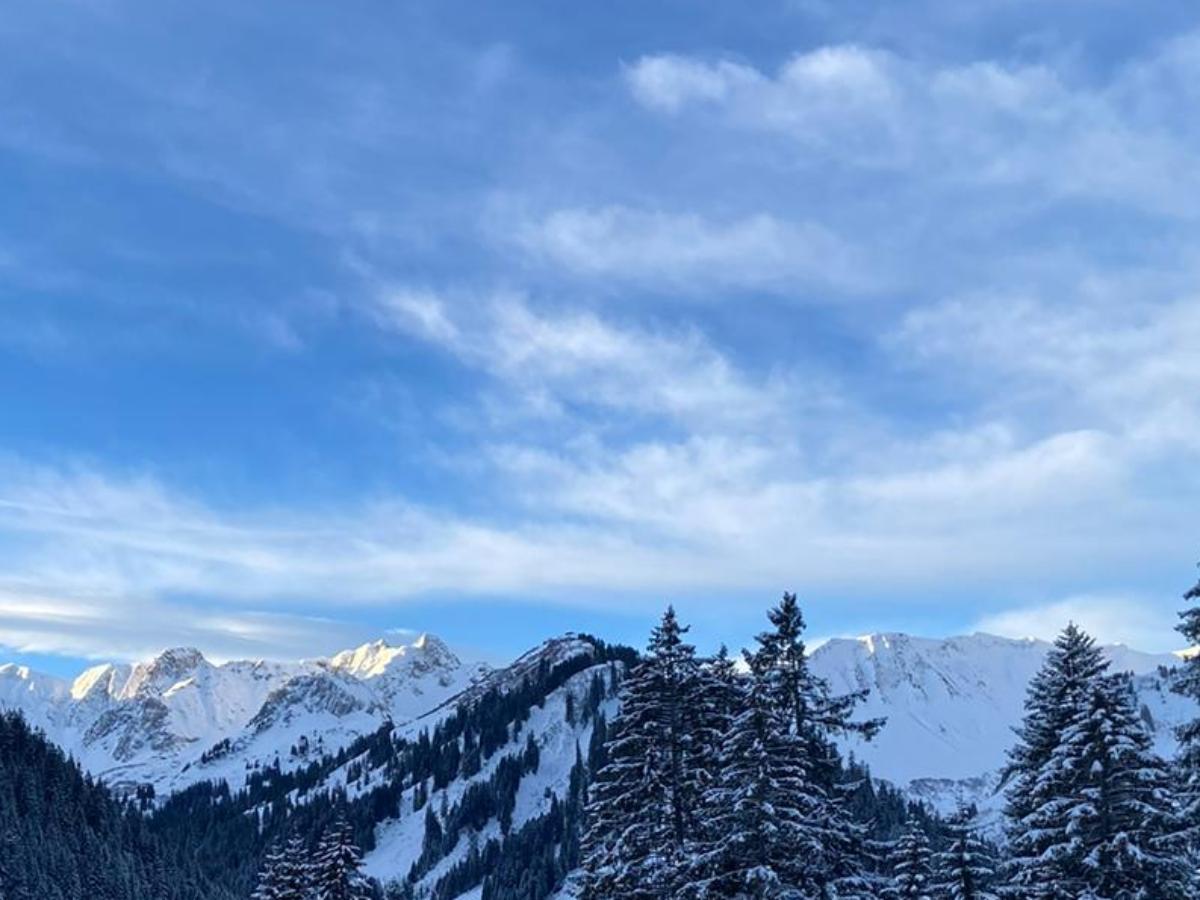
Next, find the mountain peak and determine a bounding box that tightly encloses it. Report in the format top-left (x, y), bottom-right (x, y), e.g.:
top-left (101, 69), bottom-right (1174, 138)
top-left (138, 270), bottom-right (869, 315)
top-left (327, 632), bottom-right (458, 679)
top-left (152, 647), bottom-right (207, 667)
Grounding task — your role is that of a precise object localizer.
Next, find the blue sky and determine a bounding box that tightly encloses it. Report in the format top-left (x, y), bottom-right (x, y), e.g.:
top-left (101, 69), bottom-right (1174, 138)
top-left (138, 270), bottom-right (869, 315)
top-left (3, 1), bottom-right (1199, 674)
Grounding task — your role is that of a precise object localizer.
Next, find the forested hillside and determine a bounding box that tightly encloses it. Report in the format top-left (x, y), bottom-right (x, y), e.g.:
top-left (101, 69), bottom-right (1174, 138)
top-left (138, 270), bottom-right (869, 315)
top-left (0, 711), bottom-right (231, 900)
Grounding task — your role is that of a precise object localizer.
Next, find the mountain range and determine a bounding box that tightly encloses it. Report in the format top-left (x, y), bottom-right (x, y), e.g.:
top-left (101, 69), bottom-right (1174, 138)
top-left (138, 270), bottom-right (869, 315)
top-left (0, 629), bottom-right (1194, 891)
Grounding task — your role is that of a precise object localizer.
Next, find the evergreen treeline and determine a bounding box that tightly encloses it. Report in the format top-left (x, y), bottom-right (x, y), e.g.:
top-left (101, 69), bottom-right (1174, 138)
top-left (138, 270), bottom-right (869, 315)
top-left (250, 819), bottom-right (375, 900)
top-left (578, 596), bottom-right (927, 899)
top-left (577, 586), bottom-right (1200, 900)
top-left (0, 711), bottom-right (230, 900)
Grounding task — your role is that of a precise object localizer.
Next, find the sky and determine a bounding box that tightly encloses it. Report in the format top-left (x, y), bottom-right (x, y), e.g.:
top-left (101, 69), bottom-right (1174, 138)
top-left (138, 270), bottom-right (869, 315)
top-left (2, 1), bottom-right (1200, 675)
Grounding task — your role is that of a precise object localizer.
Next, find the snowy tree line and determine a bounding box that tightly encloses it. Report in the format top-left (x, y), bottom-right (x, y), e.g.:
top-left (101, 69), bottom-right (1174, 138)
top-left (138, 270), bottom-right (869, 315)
top-left (580, 577), bottom-right (1200, 900)
top-left (249, 818), bottom-right (375, 900)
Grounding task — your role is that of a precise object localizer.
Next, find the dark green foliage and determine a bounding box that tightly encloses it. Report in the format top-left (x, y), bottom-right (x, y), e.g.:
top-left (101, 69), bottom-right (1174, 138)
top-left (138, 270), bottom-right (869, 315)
top-left (0, 711), bottom-right (228, 900)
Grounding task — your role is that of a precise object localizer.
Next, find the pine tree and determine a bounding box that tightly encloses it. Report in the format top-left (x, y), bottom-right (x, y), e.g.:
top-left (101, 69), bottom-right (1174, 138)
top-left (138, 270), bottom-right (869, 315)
top-left (1057, 672), bottom-right (1186, 898)
top-left (678, 649), bottom-right (824, 899)
top-left (251, 842), bottom-right (287, 900)
top-left (580, 607), bottom-right (701, 900)
top-left (681, 595), bottom-right (881, 899)
top-left (1172, 565), bottom-right (1200, 860)
top-left (1002, 623), bottom-right (1110, 898)
top-left (885, 822), bottom-right (933, 900)
top-left (688, 645), bottom-right (741, 820)
top-left (312, 820), bottom-right (372, 900)
top-left (752, 593), bottom-right (882, 898)
top-left (278, 835), bottom-right (314, 900)
top-left (1003, 624), bottom-right (1188, 899)
top-left (252, 836), bottom-right (313, 900)
top-left (931, 808), bottom-right (996, 900)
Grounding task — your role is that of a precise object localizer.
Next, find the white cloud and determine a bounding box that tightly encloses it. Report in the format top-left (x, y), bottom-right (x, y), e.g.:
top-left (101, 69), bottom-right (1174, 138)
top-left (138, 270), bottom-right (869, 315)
top-left (502, 204), bottom-right (874, 293)
top-left (368, 289), bottom-right (803, 430)
top-left (892, 291), bottom-right (1200, 454)
top-left (0, 588), bottom-right (375, 663)
top-left (625, 40), bottom-right (1200, 215)
top-left (625, 55), bottom-right (763, 112)
top-left (975, 596), bottom-right (1184, 655)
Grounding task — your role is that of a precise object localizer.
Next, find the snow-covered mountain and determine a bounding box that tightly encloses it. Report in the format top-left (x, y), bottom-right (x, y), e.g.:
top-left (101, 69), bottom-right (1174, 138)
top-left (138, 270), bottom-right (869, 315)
top-left (0, 629), bottom-right (1193, 835)
top-left (0, 633), bottom-right (487, 793)
top-left (809, 632), bottom-right (1195, 824)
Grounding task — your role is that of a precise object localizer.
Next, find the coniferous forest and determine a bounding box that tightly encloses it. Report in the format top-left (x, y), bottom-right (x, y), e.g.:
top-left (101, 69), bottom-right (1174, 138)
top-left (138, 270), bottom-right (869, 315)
top-left (1, 574), bottom-right (1198, 899)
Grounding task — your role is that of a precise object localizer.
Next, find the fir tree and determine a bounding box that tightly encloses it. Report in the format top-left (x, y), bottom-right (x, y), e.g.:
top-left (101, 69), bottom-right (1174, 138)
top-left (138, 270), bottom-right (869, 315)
top-left (751, 593), bottom-right (881, 898)
top-left (931, 807), bottom-right (996, 900)
top-left (251, 842), bottom-right (287, 900)
top-left (277, 835), bottom-right (315, 900)
top-left (312, 819), bottom-right (373, 900)
top-left (885, 822), bottom-right (933, 900)
top-left (1172, 565), bottom-right (1200, 859)
top-left (580, 607), bottom-right (701, 900)
top-left (1003, 624), bottom-right (1188, 899)
top-left (678, 649), bottom-right (823, 899)
top-left (1002, 623), bottom-right (1110, 898)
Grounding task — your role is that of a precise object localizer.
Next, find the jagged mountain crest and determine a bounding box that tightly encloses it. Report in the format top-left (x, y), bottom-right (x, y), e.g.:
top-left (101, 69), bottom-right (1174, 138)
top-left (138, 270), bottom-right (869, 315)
top-left (0, 632), bottom-right (485, 791)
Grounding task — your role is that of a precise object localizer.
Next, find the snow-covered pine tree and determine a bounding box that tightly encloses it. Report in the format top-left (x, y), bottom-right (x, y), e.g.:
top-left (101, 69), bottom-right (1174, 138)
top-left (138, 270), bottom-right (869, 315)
top-left (752, 593), bottom-right (882, 898)
top-left (649, 606), bottom-right (706, 849)
top-left (1002, 623), bottom-right (1109, 899)
top-left (251, 842), bottom-right (287, 900)
top-left (1054, 671), bottom-right (1187, 898)
top-left (312, 819), bottom-right (373, 900)
top-left (677, 645), bottom-right (824, 899)
top-left (580, 607), bottom-right (703, 900)
top-left (931, 807), bottom-right (996, 900)
top-left (687, 645), bottom-right (741, 824)
top-left (885, 822), bottom-right (933, 900)
top-left (1003, 623), bottom-right (1188, 900)
top-left (277, 834), bottom-right (314, 900)
top-left (1172, 566), bottom-right (1200, 860)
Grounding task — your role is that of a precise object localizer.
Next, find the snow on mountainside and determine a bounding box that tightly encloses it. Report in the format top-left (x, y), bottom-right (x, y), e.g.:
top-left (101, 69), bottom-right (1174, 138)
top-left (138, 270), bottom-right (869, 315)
top-left (809, 631), bottom-right (1196, 825)
top-left (0, 626), bottom-right (1194, 851)
top-left (0, 634), bottom-right (488, 793)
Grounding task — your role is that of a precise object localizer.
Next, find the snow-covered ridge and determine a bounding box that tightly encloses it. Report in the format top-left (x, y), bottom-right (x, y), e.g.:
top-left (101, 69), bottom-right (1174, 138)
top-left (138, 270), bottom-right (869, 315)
top-left (0, 633), bottom-right (487, 793)
top-left (0, 628), bottom-right (1193, 825)
top-left (808, 631), bottom-right (1195, 823)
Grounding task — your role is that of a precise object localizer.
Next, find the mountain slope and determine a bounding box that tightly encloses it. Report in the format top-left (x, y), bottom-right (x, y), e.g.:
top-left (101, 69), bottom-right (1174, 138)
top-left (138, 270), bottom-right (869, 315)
top-left (809, 631), bottom-right (1188, 784)
top-left (141, 634), bottom-right (636, 900)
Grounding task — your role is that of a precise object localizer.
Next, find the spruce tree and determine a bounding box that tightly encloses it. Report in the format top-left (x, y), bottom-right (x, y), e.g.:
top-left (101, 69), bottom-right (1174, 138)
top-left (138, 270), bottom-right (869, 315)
top-left (580, 607), bottom-right (701, 900)
top-left (251, 842), bottom-right (286, 900)
top-left (753, 593), bottom-right (882, 898)
top-left (885, 822), bottom-right (933, 900)
top-left (678, 648), bottom-right (823, 899)
top-left (932, 808), bottom-right (996, 900)
top-left (312, 820), bottom-right (372, 900)
top-left (1056, 672), bottom-right (1185, 898)
top-left (1172, 566), bottom-right (1200, 859)
top-left (1003, 624), bottom-right (1188, 899)
top-left (278, 835), bottom-right (314, 900)
top-left (1002, 623), bottom-right (1109, 898)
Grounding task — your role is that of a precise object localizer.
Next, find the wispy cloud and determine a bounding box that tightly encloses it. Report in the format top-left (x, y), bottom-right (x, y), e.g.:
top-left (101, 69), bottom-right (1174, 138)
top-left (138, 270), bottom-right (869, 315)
top-left (974, 595), bottom-right (1184, 654)
top-left (625, 37), bottom-right (1200, 215)
top-left (499, 205), bottom-right (875, 293)
top-left (368, 289), bottom-right (804, 429)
